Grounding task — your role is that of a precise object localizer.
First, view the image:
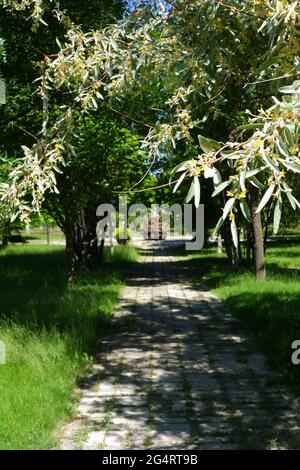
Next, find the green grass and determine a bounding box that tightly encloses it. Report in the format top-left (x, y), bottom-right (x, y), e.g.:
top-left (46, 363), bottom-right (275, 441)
top-left (0, 244), bottom-right (138, 450)
top-left (186, 241), bottom-right (300, 389)
top-left (18, 226), bottom-right (66, 244)
top-left (104, 244), bottom-right (139, 264)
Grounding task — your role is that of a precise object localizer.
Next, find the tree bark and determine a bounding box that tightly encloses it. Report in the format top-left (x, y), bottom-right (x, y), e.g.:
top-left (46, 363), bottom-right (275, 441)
top-left (250, 189), bottom-right (266, 280)
top-left (1, 220), bottom-right (11, 247)
top-left (63, 208), bottom-right (100, 283)
top-left (221, 192), bottom-right (240, 268)
top-left (246, 222), bottom-right (253, 268)
top-left (84, 209), bottom-right (100, 270)
top-left (65, 222), bottom-right (77, 284)
top-left (221, 220), bottom-right (240, 268)
top-left (221, 223), bottom-right (233, 265)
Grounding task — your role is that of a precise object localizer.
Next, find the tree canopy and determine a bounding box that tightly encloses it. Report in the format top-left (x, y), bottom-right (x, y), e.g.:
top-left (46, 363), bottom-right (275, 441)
top-left (0, 0), bottom-right (299, 279)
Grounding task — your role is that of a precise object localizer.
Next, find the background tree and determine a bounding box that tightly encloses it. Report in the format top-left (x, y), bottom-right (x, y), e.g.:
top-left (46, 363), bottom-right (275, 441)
top-left (0, 0), bottom-right (156, 278)
top-left (45, 111), bottom-right (151, 282)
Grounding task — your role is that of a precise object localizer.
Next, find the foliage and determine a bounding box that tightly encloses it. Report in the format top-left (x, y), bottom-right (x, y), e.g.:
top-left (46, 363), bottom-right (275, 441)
top-left (0, 0), bottom-right (126, 221)
top-left (0, 1), bottom-right (299, 252)
top-left (174, 82), bottom-right (300, 246)
top-left (0, 37), bottom-right (5, 62)
top-left (3, 0), bottom-right (54, 27)
top-left (114, 226), bottom-right (132, 244)
top-left (42, 112), bottom-right (151, 237)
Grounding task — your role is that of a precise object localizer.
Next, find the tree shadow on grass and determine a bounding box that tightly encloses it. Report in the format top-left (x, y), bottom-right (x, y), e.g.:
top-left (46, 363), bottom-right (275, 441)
top-left (219, 289), bottom-right (300, 385)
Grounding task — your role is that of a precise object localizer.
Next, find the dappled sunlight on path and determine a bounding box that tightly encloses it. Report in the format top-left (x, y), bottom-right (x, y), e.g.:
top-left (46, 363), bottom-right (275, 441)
top-left (60, 244), bottom-right (300, 450)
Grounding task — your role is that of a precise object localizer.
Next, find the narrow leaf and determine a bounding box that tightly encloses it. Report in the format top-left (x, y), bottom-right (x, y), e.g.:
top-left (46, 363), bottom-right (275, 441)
top-left (286, 193), bottom-right (300, 210)
top-left (286, 191), bottom-right (296, 210)
top-left (198, 135), bottom-right (220, 153)
top-left (273, 197), bottom-right (282, 234)
top-left (172, 161), bottom-right (191, 174)
top-left (239, 199), bottom-right (251, 222)
top-left (256, 185), bottom-right (275, 213)
top-left (281, 160), bottom-right (300, 173)
top-left (212, 216), bottom-right (225, 238)
top-left (245, 167), bottom-right (266, 178)
top-left (212, 180), bottom-right (231, 197)
top-left (276, 139), bottom-right (290, 158)
top-left (223, 197), bottom-right (236, 220)
top-left (283, 127), bottom-right (294, 147)
top-left (185, 181), bottom-right (194, 203)
top-left (240, 171), bottom-right (246, 192)
top-left (213, 169), bottom-right (222, 186)
top-left (194, 176), bottom-right (201, 208)
top-left (263, 154), bottom-right (279, 174)
top-left (231, 219), bottom-right (238, 249)
top-left (173, 171), bottom-right (187, 193)
top-left (249, 176), bottom-right (265, 191)
top-left (221, 150), bottom-right (243, 159)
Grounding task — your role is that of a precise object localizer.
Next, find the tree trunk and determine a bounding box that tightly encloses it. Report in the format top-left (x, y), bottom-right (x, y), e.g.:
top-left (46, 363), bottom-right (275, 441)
top-left (65, 222), bottom-right (77, 283)
top-left (237, 227), bottom-right (242, 266)
top-left (221, 223), bottom-right (233, 265)
top-left (85, 210), bottom-right (100, 270)
top-left (263, 205), bottom-right (272, 255)
top-left (63, 208), bottom-right (100, 282)
top-left (246, 222), bottom-right (253, 268)
top-left (45, 193), bottom-right (101, 280)
top-left (1, 220), bottom-right (11, 247)
top-left (221, 220), bottom-right (240, 268)
top-left (250, 189), bottom-right (266, 280)
top-left (221, 192), bottom-right (240, 268)
top-left (99, 239), bottom-right (105, 264)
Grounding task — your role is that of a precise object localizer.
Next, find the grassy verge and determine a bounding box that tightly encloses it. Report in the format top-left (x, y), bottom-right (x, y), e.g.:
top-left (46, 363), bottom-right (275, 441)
top-left (187, 241), bottom-right (300, 389)
top-left (0, 244), bottom-right (138, 450)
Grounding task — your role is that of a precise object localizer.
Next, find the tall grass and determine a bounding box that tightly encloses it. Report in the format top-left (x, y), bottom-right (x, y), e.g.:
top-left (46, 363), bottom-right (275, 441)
top-left (0, 244), bottom-right (137, 450)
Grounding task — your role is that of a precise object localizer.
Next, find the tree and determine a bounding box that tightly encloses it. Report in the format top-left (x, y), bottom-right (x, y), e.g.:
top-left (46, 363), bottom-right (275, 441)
top-left (0, 0), bottom-right (142, 277)
top-left (1, 1), bottom-right (299, 280)
top-left (44, 111), bottom-right (151, 282)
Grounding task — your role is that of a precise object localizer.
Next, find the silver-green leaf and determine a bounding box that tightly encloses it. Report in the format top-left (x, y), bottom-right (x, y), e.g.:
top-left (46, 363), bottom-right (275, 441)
top-left (194, 176), bottom-right (201, 208)
top-left (212, 180), bottom-right (231, 197)
top-left (273, 197), bottom-right (282, 234)
top-left (223, 197), bottom-right (235, 220)
top-left (256, 185), bottom-right (275, 213)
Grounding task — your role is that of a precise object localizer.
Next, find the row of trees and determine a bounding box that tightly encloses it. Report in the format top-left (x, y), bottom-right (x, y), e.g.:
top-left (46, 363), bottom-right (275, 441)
top-left (0, 0), bottom-right (299, 280)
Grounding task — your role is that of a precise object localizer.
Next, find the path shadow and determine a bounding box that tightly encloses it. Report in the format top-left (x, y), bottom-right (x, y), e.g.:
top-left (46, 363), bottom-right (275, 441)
top-left (78, 247), bottom-right (300, 450)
